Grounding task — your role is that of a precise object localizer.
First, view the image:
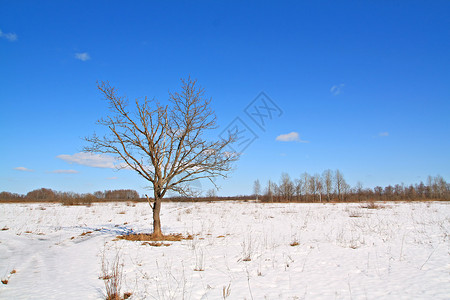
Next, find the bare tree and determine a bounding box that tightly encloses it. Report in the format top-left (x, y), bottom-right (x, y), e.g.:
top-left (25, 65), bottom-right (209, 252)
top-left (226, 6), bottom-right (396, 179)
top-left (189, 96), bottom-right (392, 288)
top-left (355, 181), bottom-right (363, 201)
top-left (341, 181), bottom-right (350, 202)
top-left (279, 173), bottom-right (294, 202)
top-left (206, 188), bottom-right (218, 199)
top-left (322, 169), bottom-right (333, 202)
top-left (301, 172), bottom-right (310, 202)
top-left (265, 180), bottom-right (274, 203)
top-left (334, 169), bottom-right (346, 202)
top-left (85, 77), bottom-right (238, 238)
top-left (294, 178), bottom-right (304, 202)
top-left (253, 179), bottom-right (261, 200)
top-left (308, 175), bottom-right (317, 202)
top-left (313, 174), bottom-right (323, 202)
top-left (435, 175), bottom-right (448, 199)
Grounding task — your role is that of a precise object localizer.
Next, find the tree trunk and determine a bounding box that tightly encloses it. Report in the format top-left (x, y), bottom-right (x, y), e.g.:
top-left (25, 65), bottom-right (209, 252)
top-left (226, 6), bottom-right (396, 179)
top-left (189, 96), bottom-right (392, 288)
top-left (152, 194), bottom-right (163, 238)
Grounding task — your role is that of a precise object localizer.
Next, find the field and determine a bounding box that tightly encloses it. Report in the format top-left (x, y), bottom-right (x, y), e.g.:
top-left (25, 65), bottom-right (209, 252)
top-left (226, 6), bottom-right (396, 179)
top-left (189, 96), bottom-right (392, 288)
top-left (1, 201), bottom-right (449, 299)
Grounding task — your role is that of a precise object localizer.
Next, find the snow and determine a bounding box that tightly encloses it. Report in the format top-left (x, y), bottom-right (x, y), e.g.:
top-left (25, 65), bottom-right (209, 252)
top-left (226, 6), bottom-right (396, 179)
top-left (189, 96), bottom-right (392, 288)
top-left (1, 201), bottom-right (449, 299)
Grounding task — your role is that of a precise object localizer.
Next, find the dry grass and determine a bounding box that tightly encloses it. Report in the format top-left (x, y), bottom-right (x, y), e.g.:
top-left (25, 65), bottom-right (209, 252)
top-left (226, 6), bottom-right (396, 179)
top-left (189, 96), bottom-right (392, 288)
top-left (222, 282), bottom-right (232, 299)
top-left (1, 269), bottom-right (16, 285)
top-left (361, 201), bottom-right (382, 209)
top-left (116, 233), bottom-right (194, 242)
top-left (71, 231), bottom-right (93, 240)
top-left (348, 210), bottom-right (362, 218)
top-left (141, 242), bottom-right (171, 247)
top-left (290, 241), bottom-right (300, 247)
top-left (100, 251), bottom-right (132, 300)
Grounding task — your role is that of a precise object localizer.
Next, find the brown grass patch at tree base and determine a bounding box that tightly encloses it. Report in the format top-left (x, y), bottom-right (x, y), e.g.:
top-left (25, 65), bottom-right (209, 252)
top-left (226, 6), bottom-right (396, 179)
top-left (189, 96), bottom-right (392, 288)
top-left (105, 292), bottom-right (132, 300)
top-left (116, 233), bottom-right (194, 242)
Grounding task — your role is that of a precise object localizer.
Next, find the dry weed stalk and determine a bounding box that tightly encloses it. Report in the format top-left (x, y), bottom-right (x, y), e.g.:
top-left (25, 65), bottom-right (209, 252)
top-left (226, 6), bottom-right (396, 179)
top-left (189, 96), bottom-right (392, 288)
top-left (348, 210), bottom-right (362, 218)
top-left (290, 236), bottom-right (300, 246)
top-left (100, 251), bottom-right (127, 300)
top-left (222, 282), bottom-right (231, 299)
top-left (241, 236), bottom-right (253, 262)
top-left (361, 201), bottom-right (381, 209)
top-left (194, 248), bottom-right (205, 271)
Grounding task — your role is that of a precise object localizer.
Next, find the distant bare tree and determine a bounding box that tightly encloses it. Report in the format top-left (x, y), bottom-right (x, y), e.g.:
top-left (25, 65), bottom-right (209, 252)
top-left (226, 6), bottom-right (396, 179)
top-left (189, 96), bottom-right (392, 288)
top-left (265, 180), bottom-right (274, 203)
top-left (355, 181), bottom-right (363, 201)
top-left (206, 188), bottom-right (218, 199)
top-left (301, 172), bottom-right (310, 202)
top-left (253, 179), bottom-right (261, 200)
top-left (26, 188), bottom-right (56, 201)
top-left (93, 191), bottom-right (105, 199)
top-left (341, 181), bottom-right (350, 201)
top-left (374, 186), bottom-right (383, 199)
top-left (435, 175), bottom-right (448, 199)
top-left (314, 174), bottom-right (323, 202)
top-left (334, 169), bottom-right (346, 202)
top-left (104, 189), bottom-right (139, 200)
top-left (426, 175), bottom-right (433, 198)
top-left (279, 173), bottom-right (294, 202)
top-left (322, 169), bottom-right (333, 202)
top-left (294, 178), bottom-right (304, 202)
top-left (308, 175), bottom-right (317, 202)
top-left (85, 77), bottom-right (238, 237)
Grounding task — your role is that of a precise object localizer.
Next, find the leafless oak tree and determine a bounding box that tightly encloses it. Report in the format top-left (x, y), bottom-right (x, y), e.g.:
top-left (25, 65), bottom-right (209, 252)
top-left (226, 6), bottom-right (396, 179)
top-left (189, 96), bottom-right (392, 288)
top-left (84, 77), bottom-right (238, 237)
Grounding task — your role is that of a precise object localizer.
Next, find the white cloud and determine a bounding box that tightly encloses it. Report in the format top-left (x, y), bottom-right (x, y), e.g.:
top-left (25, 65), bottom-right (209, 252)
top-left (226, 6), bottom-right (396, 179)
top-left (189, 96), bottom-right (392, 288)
top-left (0, 29), bottom-right (18, 42)
top-left (330, 84), bottom-right (345, 96)
top-left (276, 132), bottom-right (309, 143)
top-left (49, 169), bottom-right (79, 174)
top-left (75, 52), bottom-right (90, 61)
top-left (57, 152), bottom-right (119, 168)
top-left (379, 132), bottom-right (389, 137)
top-left (14, 167), bottom-right (33, 172)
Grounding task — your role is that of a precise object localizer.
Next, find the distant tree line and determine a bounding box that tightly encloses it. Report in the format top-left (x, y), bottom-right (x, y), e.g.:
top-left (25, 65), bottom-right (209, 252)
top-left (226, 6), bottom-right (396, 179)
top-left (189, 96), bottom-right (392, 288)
top-left (0, 188), bottom-right (140, 204)
top-left (255, 170), bottom-right (450, 202)
top-left (162, 195), bottom-right (254, 202)
top-left (1, 172), bottom-right (449, 204)
top-left (0, 188), bottom-right (256, 204)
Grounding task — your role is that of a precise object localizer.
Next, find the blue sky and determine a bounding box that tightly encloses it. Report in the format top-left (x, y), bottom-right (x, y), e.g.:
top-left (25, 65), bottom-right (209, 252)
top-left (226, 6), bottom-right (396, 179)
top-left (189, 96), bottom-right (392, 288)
top-left (1, 1), bottom-right (449, 196)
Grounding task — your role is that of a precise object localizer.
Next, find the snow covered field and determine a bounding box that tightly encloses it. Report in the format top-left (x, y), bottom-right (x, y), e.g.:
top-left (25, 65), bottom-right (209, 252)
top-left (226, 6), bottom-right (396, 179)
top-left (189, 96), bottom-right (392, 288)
top-left (1, 201), bottom-right (449, 299)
